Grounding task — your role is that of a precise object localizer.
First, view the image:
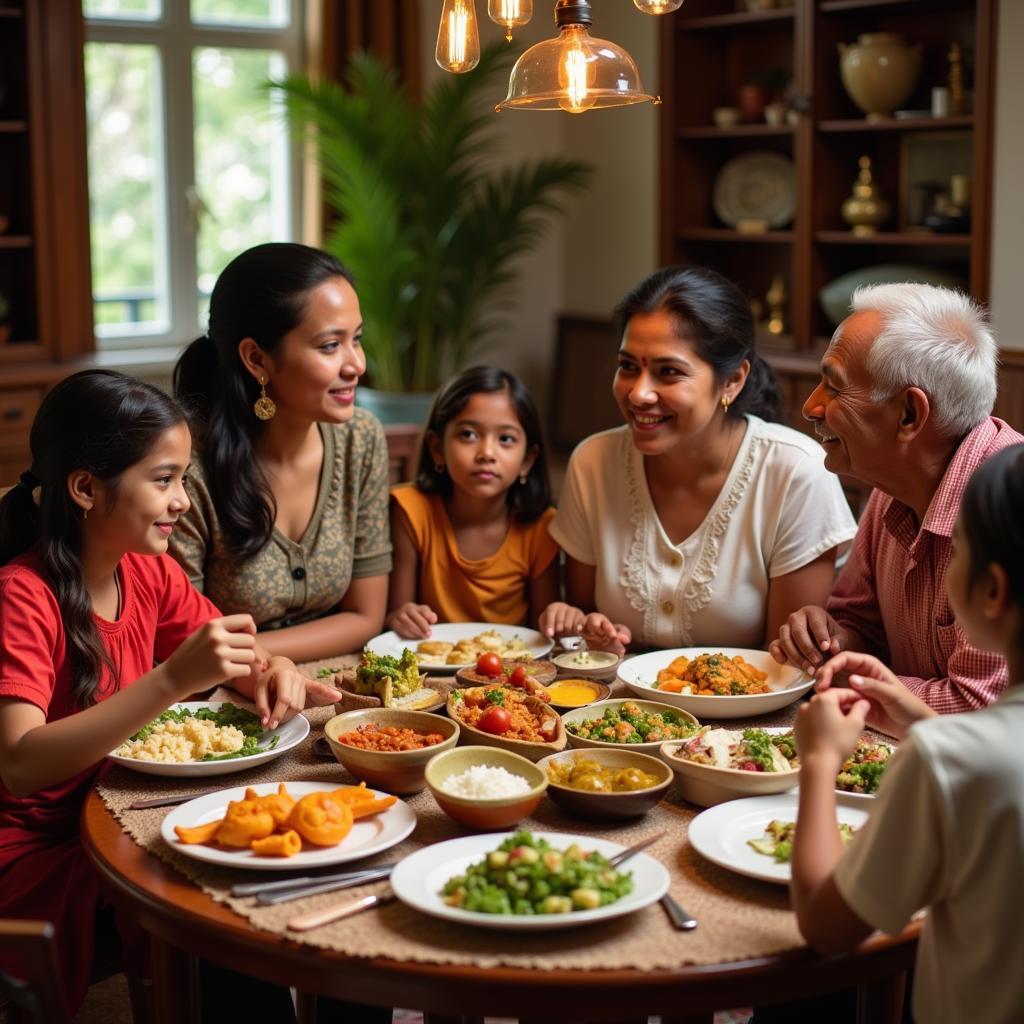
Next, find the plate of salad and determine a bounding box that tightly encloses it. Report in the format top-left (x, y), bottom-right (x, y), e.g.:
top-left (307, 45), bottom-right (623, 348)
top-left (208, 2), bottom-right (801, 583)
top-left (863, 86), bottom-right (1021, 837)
top-left (107, 701), bottom-right (310, 777)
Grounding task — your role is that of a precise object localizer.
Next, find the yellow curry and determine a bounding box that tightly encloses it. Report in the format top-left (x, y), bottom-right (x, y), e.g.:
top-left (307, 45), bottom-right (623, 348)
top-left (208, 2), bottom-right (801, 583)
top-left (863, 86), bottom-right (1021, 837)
top-left (547, 756), bottom-right (661, 793)
top-left (546, 679), bottom-right (599, 707)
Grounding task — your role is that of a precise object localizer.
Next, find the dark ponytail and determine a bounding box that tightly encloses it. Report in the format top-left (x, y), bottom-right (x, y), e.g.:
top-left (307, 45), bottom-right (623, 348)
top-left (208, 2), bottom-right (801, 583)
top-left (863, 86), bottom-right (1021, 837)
top-left (614, 265), bottom-right (784, 423)
top-left (174, 243), bottom-right (354, 560)
top-left (0, 370), bottom-right (187, 709)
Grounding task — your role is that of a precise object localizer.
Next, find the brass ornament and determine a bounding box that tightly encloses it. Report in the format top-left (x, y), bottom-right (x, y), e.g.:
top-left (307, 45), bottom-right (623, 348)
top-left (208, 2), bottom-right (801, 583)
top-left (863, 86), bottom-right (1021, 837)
top-left (254, 377), bottom-right (277, 421)
top-left (721, 395), bottom-right (731, 412)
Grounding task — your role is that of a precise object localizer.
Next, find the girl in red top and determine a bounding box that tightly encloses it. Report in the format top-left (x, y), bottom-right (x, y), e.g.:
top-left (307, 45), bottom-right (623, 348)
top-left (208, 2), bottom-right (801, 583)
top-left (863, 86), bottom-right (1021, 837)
top-left (0, 369), bottom-right (338, 1017)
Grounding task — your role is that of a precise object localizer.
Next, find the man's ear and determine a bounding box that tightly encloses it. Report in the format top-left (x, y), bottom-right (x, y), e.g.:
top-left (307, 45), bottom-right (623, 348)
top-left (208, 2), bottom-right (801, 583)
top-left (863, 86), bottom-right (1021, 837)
top-left (67, 470), bottom-right (96, 514)
top-left (896, 386), bottom-right (931, 441)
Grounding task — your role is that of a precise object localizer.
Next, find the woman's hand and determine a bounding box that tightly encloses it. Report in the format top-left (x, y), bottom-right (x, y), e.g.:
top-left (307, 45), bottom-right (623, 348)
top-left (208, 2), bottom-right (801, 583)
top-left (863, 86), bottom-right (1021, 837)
top-left (815, 651), bottom-right (935, 740)
top-left (249, 656), bottom-right (339, 729)
top-left (579, 614), bottom-right (631, 655)
top-left (386, 602), bottom-right (438, 639)
top-left (769, 605), bottom-right (852, 674)
top-left (794, 688), bottom-right (869, 774)
top-left (538, 601), bottom-right (586, 640)
top-left (161, 615), bottom-right (258, 698)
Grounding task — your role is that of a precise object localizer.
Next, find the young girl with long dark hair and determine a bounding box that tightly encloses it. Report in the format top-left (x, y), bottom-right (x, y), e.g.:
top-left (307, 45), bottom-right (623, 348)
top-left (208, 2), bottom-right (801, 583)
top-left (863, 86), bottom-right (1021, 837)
top-left (387, 365), bottom-right (558, 637)
top-left (0, 370), bottom-right (328, 1016)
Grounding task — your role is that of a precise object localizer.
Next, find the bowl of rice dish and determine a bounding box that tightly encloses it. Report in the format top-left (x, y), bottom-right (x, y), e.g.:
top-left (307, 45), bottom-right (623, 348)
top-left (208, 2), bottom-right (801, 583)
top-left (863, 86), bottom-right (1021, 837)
top-left (324, 708), bottom-right (460, 795)
top-left (659, 726), bottom-right (800, 807)
top-left (425, 746), bottom-right (548, 829)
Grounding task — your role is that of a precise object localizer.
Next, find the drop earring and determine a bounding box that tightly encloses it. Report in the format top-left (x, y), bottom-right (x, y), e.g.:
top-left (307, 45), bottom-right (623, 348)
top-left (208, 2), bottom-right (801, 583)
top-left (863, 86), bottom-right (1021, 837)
top-left (254, 377), bottom-right (277, 421)
top-left (519, 471), bottom-right (529, 485)
top-left (721, 395), bottom-right (731, 413)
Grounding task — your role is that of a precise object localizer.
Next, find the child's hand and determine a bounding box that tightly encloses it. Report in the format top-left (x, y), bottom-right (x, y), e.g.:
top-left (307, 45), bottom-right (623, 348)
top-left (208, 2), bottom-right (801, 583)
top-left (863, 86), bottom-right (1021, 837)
top-left (580, 614), bottom-right (631, 656)
top-left (816, 651), bottom-right (935, 740)
top-left (162, 615), bottom-right (258, 697)
top-left (387, 602), bottom-right (438, 639)
top-left (252, 657), bottom-right (335, 729)
top-left (795, 688), bottom-right (870, 773)
top-left (538, 601), bottom-right (585, 639)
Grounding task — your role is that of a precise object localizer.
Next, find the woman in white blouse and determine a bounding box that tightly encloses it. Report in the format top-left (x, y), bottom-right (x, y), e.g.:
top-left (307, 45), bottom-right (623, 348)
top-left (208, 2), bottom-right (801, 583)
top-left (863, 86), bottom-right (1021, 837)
top-left (540, 266), bottom-right (857, 652)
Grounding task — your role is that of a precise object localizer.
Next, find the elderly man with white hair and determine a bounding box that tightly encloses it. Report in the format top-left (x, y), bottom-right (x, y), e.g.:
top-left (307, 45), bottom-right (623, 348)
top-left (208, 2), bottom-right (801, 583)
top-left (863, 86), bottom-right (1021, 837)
top-left (770, 283), bottom-right (1023, 713)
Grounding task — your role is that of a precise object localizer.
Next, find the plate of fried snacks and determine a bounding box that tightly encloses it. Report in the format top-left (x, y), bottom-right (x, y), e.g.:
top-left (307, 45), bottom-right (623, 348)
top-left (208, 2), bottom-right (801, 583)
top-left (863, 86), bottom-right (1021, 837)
top-left (162, 780), bottom-right (416, 870)
top-left (365, 623), bottom-right (553, 673)
top-left (108, 702), bottom-right (309, 778)
top-left (619, 648), bottom-right (813, 719)
top-left (687, 792), bottom-right (871, 885)
top-left (390, 829), bottom-right (668, 929)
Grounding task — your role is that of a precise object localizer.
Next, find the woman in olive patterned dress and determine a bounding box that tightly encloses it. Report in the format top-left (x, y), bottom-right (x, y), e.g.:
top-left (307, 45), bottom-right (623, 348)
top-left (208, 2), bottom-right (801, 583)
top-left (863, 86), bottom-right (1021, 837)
top-left (170, 243), bottom-right (392, 663)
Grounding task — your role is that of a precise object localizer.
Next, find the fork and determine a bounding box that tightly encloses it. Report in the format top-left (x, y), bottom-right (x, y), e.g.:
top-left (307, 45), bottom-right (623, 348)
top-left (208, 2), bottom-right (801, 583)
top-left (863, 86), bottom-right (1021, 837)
top-left (606, 830), bottom-right (664, 868)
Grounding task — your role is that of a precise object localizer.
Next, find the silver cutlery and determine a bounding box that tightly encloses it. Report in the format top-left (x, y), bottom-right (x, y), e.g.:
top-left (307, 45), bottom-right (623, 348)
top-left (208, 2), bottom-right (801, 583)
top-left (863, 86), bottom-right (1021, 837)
top-left (256, 866), bottom-right (395, 905)
top-left (128, 789), bottom-right (220, 810)
top-left (606, 830), bottom-right (664, 868)
top-left (230, 864), bottom-right (395, 899)
top-left (287, 888), bottom-right (396, 931)
top-left (660, 892), bottom-right (698, 931)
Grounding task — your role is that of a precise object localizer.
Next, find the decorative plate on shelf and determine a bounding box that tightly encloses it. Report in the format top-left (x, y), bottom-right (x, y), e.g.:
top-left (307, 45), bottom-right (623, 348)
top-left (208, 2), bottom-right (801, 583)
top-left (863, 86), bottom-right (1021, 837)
top-left (713, 151), bottom-right (796, 229)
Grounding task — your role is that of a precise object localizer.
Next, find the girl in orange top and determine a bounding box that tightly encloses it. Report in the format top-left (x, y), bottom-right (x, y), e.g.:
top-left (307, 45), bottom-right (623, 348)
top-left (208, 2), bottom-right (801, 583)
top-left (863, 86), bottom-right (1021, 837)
top-left (387, 366), bottom-right (559, 637)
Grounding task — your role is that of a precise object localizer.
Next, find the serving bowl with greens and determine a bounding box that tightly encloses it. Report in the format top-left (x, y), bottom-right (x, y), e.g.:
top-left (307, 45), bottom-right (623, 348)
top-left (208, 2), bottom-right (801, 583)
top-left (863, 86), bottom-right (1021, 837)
top-left (561, 699), bottom-right (699, 753)
top-left (107, 701), bottom-right (309, 777)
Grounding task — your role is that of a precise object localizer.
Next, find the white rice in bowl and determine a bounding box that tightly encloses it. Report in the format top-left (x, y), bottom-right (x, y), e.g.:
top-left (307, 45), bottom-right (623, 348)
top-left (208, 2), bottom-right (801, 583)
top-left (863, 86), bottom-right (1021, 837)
top-left (441, 764), bottom-right (531, 799)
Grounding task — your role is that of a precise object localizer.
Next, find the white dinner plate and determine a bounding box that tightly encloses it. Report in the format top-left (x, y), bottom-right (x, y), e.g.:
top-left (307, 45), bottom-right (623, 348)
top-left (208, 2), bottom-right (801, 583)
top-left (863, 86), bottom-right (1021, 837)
top-left (161, 780), bottom-right (416, 871)
top-left (365, 623), bottom-right (553, 674)
top-left (107, 701), bottom-right (310, 778)
top-left (687, 792), bottom-right (872, 885)
top-left (390, 830), bottom-right (669, 930)
top-left (618, 648), bottom-right (813, 719)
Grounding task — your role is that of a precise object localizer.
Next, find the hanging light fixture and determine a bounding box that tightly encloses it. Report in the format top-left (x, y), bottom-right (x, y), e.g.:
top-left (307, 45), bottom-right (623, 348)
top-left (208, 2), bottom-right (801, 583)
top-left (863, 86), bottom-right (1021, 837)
top-left (495, 0), bottom-right (660, 113)
top-left (632, 0), bottom-right (684, 13)
top-left (488, 0), bottom-right (534, 43)
top-left (436, 0), bottom-right (481, 74)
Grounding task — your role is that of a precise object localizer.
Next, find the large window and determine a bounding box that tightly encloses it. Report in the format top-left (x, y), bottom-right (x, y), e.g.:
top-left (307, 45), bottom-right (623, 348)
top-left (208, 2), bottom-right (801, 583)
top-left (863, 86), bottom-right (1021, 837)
top-left (83, 0), bottom-right (302, 348)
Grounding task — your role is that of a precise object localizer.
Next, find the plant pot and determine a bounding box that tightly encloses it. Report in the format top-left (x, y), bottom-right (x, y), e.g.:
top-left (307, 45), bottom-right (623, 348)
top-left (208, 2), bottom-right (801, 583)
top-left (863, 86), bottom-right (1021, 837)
top-left (838, 33), bottom-right (922, 121)
top-left (738, 84), bottom-right (768, 124)
top-left (356, 387), bottom-right (435, 426)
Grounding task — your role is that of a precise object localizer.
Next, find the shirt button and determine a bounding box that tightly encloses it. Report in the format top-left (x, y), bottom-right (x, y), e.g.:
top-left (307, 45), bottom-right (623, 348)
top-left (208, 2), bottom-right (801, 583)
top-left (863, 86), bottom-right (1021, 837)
top-left (292, 566), bottom-right (306, 581)
top-left (661, 600), bottom-right (674, 614)
top-left (672, 553), bottom-right (683, 567)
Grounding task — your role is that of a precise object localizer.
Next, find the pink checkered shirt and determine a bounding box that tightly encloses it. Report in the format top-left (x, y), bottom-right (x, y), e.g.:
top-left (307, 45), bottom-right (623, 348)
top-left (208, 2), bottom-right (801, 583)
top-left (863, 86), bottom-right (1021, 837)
top-left (828, 417), bottom-right (1024, 714)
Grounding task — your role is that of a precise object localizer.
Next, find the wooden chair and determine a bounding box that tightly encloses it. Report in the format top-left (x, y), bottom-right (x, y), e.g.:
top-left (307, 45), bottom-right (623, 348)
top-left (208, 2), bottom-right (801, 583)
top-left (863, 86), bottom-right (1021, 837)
top-left (0, 920), bottom-right (65, 1024)
top-left (383, 424), bottom-right (423, 485)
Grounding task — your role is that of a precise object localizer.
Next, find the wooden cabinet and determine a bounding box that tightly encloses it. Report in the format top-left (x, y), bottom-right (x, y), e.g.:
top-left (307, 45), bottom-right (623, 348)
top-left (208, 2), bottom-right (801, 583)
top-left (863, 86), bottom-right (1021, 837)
top-left (0, 3), bottom-right (94, 485)
top-left (659, 0), bottom-right (996, 434)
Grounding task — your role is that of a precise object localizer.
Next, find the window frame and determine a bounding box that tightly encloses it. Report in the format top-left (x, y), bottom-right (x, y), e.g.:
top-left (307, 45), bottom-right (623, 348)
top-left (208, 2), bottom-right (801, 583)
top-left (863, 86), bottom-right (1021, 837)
top-left (83, 1), bottom-right (304, 351)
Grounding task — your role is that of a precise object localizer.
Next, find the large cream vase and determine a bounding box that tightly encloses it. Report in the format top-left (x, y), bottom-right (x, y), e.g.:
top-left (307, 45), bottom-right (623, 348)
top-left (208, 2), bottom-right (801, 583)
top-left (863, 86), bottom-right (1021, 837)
top-left (839, 33), bottom-right (922, 120)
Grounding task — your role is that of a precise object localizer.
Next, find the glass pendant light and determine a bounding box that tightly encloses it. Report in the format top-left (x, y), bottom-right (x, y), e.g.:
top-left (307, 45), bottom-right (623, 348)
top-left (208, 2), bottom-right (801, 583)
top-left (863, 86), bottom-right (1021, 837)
top-left (436, 0), bottom-right (481, 74)
top-left (632, 0), bottom-right (684, 13)
top-left (487, 0), bottom-right (533, 42)
top-left (496, 0), bottom-right (660, 113)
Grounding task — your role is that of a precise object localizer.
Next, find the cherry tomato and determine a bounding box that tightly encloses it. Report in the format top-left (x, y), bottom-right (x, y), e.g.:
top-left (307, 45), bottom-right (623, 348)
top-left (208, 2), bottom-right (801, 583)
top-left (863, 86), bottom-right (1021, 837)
top-left (477, 705), bottom-right (512, 735)
top-left (509, 664), bottom-right (527, 686)
top-left (476, 652), bottom-right (504, 677)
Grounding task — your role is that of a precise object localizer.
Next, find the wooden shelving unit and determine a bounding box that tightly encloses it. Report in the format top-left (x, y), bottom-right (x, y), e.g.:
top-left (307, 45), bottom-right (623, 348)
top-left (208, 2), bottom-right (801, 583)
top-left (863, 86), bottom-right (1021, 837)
top-left (659, 0), bottom-right (996, 408)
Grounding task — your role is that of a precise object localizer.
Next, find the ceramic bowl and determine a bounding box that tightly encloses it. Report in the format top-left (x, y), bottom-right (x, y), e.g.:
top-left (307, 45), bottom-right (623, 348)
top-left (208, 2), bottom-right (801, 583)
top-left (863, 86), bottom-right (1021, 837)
top-left (447, 687), bottom-right (566, 762)
top-left (323, 708), bottom-right (459, 795)
top-left (551, 649), bottom-right (622, 682)
top-left (617, 648), bottom-right (814, 720)
top-left (561, 699), bottom-right (699, 753)
top-left (544, 678), bottom-right (612, 710)
top-left (424, 745), bottom-right (548, 829)
top-left (712, 106), bottom-right (741, 128)
top-left (536, 748), bottom-right (672, 821)
top-left (659, 739), bottom-right (799, 808)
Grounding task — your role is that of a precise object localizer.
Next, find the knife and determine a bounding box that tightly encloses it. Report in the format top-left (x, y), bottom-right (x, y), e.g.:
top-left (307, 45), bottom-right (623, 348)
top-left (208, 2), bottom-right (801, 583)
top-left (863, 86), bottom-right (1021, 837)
top-left (231, 864), bottom-right (395, 898)
top-left (287, 889), bottom-right (396, 931)
top-left (257, 867), bottom-right (395, 905)
top-left (128, 789), bottom-right (220, 810)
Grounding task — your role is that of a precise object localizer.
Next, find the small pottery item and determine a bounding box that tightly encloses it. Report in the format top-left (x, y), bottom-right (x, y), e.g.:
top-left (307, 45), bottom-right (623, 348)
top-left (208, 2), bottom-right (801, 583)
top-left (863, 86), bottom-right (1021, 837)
top-left (763, 101), bottom-right (787, 126)
top-left (841, 156), bottom-right (890, 235)
top-left (738, 84), bottom-right (768, 124)
top-left (839, 33), bottom-right (922, 120)
top-left (764, 275), bottom-right (787, 335)
top-left (713, 151), bottom-right (796, 229)
top-left (818, 264), bottom-right (967, 328)
top-left (712, 106), bottom-right (741, 129)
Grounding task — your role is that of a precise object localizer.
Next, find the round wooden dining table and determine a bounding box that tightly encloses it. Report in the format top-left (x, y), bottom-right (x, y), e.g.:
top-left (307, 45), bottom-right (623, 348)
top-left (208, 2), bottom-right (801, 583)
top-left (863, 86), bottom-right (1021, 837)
top-left (82, 790), bottom-right (918, 1024)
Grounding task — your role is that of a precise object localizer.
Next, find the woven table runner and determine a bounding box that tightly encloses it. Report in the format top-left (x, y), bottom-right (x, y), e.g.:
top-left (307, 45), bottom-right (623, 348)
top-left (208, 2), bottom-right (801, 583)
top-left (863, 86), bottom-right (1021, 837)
top-left (94, 658), bottom-right (821, 972)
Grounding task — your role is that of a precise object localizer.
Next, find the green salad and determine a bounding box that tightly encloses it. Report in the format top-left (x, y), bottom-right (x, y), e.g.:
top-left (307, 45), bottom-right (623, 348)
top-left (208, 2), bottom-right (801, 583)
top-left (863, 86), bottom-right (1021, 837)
top-left (837, 739), bottom-right (892, 794)
top-left (565, 701), bottom-right (698, 744)
top-left (128, 703), bottom-right (279, 761)
top-left (441, 831), bottom-right (634, 915)
top-left (748, 819), bottom-right (857, 863)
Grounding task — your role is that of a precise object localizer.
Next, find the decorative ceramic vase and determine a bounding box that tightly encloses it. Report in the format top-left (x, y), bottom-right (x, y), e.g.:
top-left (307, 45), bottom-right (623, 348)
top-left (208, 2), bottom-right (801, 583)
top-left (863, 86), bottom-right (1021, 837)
top-left (841, 156), bottom-right (890, 235)
top-left (838, 33), bottom-right (922, 120)
top-left (738, 84), bottom-right (768, 124)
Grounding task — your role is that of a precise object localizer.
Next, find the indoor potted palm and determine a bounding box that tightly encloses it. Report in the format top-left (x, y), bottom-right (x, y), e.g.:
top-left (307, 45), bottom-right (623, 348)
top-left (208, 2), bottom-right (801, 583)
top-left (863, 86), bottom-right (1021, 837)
top-left (273, 45), bottom-right (591, 422)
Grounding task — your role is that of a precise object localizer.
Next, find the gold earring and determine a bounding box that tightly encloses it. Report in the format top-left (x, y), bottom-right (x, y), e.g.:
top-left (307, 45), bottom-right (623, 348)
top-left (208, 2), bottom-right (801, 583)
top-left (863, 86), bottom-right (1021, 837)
top-left (721, 395), bottom-right (731, 413)
top-left (434, 462), bottom-right (445, 474)
top-left (254, 377), bottom-right (277, 421)
top-left (83, 508), bottom-right (88, 520)
top-left (519, 472), bottom-right (529, 485)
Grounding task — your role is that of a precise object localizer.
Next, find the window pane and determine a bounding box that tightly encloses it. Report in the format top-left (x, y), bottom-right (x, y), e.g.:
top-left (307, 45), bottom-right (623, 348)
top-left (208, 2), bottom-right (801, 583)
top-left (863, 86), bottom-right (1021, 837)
top-left (84, 43), bottom-right (170, 337)
top-left (83, 0), bottom-right (162, 21)
top-left (192, 47), bottom-right (292, 322)
top-left (191, 0), bottom-right (290, 28)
